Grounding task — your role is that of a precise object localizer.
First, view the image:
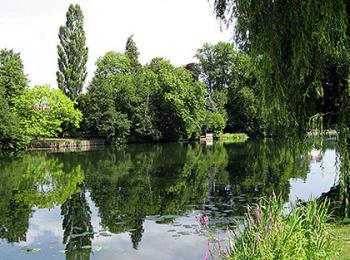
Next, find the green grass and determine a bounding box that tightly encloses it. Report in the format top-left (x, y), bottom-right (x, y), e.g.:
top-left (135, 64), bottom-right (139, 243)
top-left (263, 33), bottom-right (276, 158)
top-left (331, 222), bottom-right (350, 259)
top-left (217, 133), bottom-right (249, 143)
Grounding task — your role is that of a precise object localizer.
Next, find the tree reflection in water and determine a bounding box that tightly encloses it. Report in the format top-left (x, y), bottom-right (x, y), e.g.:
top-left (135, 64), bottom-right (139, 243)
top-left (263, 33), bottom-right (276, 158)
top-left (0, 138), bottom-right (334, 258)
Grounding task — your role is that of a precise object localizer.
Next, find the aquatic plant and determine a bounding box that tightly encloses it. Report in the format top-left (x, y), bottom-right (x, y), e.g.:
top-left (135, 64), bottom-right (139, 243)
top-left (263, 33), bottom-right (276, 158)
top-left (197, 194), bottom-right (332, 259)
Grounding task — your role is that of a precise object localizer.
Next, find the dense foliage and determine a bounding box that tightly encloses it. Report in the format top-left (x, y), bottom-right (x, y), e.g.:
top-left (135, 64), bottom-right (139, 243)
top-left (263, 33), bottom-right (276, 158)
top-left (12, 85), bottom-right (82, 138)
top-left (0, 49), bottom-right (28, 151)
top-left (210, 0), bottom-right (350, 219)
top-left (125, 35), bottom-right (141, 72)
top-left (81, 51), bottom-right (132, 143)
top-left (144, 58), bottom-right (206, 141)
top-left (212, 0), bottom-right (350, 135)
top-left (0, 49), bottom-right (28, 104)
top-left (81, 49), bottom-right (206, 143)
top-left (196, 42), bottom-right (266, 136)
top-left (4, 2), bottom-right (335, 150)
top-left (56, 4), bottom-right (88, 101)
top-left (0, 97), bottom-right (28, 151)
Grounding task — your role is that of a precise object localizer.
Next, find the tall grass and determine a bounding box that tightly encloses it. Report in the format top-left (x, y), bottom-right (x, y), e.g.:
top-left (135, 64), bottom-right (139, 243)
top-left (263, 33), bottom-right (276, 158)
top-left (198, 195), bottom-right (332, 259)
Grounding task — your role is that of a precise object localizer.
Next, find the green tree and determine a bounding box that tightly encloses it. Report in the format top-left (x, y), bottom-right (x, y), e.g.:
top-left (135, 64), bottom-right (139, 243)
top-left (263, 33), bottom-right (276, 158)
top-left (195, 42), bottom-right (237, 135)
top-left (196, 42), bottom-right (268, 136)
top-left (204, 111), bottom-right (227, 135)
top-left (0, 49), bottom-right (28, 150)
top-left (84, 52), bottom-right (132, 143)
top-left (212, 0), bottom-right (350, 134)
top-left (84, 53), bottom-right (206, 143)
top-left (195, 42), bottom-right (236, 93)
top-left (57, 4), bottom-right (88, 101)
top-left (145, 58), bottom-right (207, 141)
top-left (125, 35), bottom-right (141, 72)
top-left (12, 85), bottom-right (82, 138)
top-left (204, 91), bottom-right (228, 135)
top-left (128, 69), bottom-right (160, 142)
top-left (0, 97), bottom-right (28, 151)
top-left (0, 49), bottom-right (27, 105)
top-left (226, 51), bottom-right (266, 135)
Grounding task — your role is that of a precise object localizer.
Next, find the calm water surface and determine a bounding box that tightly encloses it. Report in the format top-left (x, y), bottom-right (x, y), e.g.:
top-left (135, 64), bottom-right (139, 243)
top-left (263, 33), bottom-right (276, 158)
top-left (0, 139), bottom-right (339, 259)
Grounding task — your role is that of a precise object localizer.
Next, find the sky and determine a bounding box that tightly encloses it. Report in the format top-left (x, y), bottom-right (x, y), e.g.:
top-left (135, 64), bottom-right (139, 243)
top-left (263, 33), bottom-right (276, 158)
top-left (0, 0), bottom-right (232, 88)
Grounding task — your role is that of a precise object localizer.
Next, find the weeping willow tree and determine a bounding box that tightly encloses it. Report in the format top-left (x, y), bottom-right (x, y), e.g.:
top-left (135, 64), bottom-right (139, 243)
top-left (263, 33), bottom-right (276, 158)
top-left (212, 0), bottom-right (350, 215)
top-left (213, 0), bottom-right (350, 135)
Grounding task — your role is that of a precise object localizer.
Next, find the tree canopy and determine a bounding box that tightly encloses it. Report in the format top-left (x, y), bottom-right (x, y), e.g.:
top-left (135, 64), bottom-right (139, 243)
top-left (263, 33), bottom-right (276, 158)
top-left (212, 0), bottom-right (350, 134)
top-left (0, 49), bottom-right (28, 105)
top-left (0, 49), bottom-right (28, 150)
top-left (81, 52), bottom-right (207, 143)
top-left (125, 35), bottom-right (141, 71)
top-left (12, 85), bottom-right (82, 138)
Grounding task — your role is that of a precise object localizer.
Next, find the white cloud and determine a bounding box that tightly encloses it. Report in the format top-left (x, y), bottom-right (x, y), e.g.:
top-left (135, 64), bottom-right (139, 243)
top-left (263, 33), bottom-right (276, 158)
top-left (0, 0), bottom-right (232, 89)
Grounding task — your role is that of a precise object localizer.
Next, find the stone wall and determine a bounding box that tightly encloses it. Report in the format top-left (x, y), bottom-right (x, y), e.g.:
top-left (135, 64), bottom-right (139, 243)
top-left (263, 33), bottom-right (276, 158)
top-left (29, 139), bottom-right (105, 151)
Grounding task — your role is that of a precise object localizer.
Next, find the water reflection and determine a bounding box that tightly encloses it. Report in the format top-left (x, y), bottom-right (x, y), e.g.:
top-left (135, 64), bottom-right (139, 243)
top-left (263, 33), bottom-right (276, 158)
top-left (62, 190), bottom-right (93, 260)
top-left (0, 139), bottom-right (338, 259)
top-left (0, 154), bottom-right (83, 244)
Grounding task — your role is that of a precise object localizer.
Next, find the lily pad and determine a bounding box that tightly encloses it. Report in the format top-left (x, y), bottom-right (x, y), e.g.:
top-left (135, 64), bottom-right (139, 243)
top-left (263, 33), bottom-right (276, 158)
top-left (21, 246), bottom-right (41, 253)
top-left (70, 231), bottom-right (93, 238)
top-left (99, 231), bottom-right (112, 237)
top-left (95, 245), bottom-right (111, 252)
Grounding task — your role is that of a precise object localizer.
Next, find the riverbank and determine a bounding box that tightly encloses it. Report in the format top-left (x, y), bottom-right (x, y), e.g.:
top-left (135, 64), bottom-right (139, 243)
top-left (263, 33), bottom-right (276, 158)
top-left (29, 138), bottom-right (105, 151)
top-left (308, 129), bottom-right (338, 137)
top-left (217, 133), bottom-right (249, 143)
top-left (28, 133), bottom-right (248, 151)
top-left (331, 221), bottom-right (350, 259)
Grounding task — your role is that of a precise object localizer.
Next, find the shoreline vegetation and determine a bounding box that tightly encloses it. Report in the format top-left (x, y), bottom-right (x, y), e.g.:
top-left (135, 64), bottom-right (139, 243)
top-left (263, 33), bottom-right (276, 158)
top-left (0, 4), bottom-right (290, 153)
top-left (217, 133), bottom-right (249, 143)
top-left (198, 195), bottom-right (350, 259)
top-left (28, 138), bottom-right (105, 151)
top-left (1, 1), bottom-right (350, 259)
top-left (27, 133), bottom-right (249, 151)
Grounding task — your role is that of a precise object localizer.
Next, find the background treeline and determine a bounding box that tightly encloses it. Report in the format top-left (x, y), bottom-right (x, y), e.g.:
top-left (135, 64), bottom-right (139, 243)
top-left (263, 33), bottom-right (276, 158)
top-left (0, 4), bottom-right (268, 151)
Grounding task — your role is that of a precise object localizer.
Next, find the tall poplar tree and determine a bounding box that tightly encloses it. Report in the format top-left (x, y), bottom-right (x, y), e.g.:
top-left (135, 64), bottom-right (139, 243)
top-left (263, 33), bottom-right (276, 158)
top-left (57, 4), bottom-right (88, 101)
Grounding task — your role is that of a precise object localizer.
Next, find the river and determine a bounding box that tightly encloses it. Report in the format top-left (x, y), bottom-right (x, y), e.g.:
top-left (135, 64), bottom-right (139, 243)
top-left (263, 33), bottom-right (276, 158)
top-left (0, 138), bottom-right (339, 259)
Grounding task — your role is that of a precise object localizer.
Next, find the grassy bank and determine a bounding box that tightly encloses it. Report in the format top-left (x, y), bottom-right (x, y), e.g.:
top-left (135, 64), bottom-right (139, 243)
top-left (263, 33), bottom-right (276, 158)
top-left (217, 133), bottom-right (249, 143)
top-left (331, 221), bottom-right (350, 259)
